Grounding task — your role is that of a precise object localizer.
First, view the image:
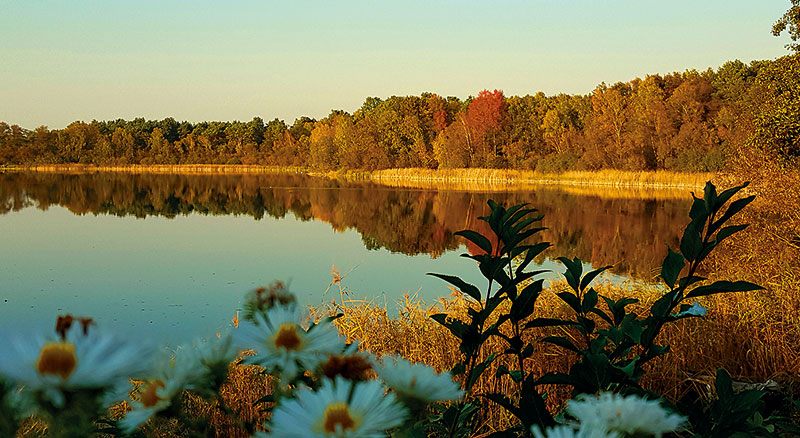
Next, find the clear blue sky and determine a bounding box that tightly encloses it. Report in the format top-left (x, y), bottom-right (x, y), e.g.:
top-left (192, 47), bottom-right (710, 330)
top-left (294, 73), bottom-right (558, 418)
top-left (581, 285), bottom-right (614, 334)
top-left (0, 0), bottom-right (791, 129)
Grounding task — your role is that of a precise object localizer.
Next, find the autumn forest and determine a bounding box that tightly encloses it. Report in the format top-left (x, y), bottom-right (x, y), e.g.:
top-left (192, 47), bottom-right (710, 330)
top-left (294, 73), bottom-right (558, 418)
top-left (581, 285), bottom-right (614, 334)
top-left (1, 54), bottom-right (798, 173)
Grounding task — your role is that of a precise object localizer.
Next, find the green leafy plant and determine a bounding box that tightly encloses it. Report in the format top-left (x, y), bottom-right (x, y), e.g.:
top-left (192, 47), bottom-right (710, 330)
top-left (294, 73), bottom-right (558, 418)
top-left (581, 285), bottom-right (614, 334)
top-left (535, 182), bottom-right (763, 397)
top-left (429, 181), bottom-right (764, 437)
top-left (683, 368), bottom-right (782, 438)
top-left (428, 200), bottom-right (553, 437)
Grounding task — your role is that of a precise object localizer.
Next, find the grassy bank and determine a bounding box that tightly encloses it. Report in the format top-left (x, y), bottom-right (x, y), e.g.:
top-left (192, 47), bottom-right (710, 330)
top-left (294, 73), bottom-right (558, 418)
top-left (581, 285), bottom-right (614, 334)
top-left (3, 164), bottom-right (306, 175)
top-left (318, 281), bottom-right (799, 431)
top-left (359, 168), bottom-right (711, 191)
top-left (128, 274), bottom-right (798, 437)
top-left (4, 164), bottom-right (711, 194)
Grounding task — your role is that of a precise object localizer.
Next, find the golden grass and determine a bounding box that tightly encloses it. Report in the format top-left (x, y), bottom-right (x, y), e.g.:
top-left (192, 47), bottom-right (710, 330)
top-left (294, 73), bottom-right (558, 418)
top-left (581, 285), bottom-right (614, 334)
top-left (15, 273), bottom-right (798, 437)
top-left (6, 164), bottom-right (306, 175)
top-left (362, 168), bottom-right (711, 192)
top-left (6, 165), bottom-right (710, 195)
top-left (316, 278), bottom-right (800, 434)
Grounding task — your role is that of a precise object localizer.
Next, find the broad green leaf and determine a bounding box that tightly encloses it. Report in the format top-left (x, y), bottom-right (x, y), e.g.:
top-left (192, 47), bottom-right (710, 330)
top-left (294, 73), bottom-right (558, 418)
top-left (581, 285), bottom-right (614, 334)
top-left (650, 292), bottom-right (676, 318)
top-left (500, 203), bottom-right (527, 227)
top-left (660, 248), bottom-right (685, 288)
top-left (518, 380), bottom-right (555, 428)
top-left (621, 317), bottom-right (643, 344)
top-left (703, 181), bottom-right (717, 214)
top-left (581, 287), bottom-right (598, 313)
top-left (715, 182), bottom-right (748, 210)
top-left (580, 265), bottom-right (612, 291)
top-left (558, 257), bottom-right (583, 283)
top-left (680, 222), bottom-right (703, 262)
top-left (535, 372), bottom-right (572, 386)
top-left (556, 292), bottom-right (581, 313)
top-left (516, 242), bottom-right (551, 275)
top-left (685, 280), bottom-right (764, 298)
top-left (589, 307), bottom-right (613, 325)
top-left (715, 224), bottom-right (748, 244)
top-left (709, 195), bottom-right (755, 234)
top-left (576, 315), bottom-right (596, 335)
top-left (510, 279), bottom-right (543, 322)
top-left (678, 275), bottom-right (707, 289)
top-left (454, 230), bottom-right (493, 255)
top-left (467, 353), bottom-right (496, 390)
top-left (689, 195), bottom-right (709, 226)
top-left (715, 368), bottom-right (734, 401)
top-left (427, 273), bottom-right (482, 302)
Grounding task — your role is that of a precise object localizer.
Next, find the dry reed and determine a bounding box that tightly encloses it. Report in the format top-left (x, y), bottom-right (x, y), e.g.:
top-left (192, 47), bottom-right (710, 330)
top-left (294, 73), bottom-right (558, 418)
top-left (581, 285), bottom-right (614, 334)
top-left (313, 278), bottom-right (800, 434)
top-left (16, 278), bottom-right (798, 437)
top-left (5, 165), bottom-right (709, 194)
top-left (363, 168), bottom-right (711, 191)
top-left (7, 164), bottom-right (305, 175)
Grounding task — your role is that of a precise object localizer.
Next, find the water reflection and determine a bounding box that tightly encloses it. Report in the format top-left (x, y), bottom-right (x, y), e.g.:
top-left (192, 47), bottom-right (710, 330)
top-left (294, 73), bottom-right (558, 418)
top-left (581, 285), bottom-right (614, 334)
top-left (0, 171), bottom-right (690, 279)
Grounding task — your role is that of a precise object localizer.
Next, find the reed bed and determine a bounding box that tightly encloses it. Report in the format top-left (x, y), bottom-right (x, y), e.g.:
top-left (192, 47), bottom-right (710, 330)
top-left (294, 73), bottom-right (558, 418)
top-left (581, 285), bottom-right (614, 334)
top-left (7, 164), bottom-right (305, 175)
top-left (315, 279), bottom-right (800, 434)
top-left (6, 165), bottom-right (709, 194)
top-left (17, 277), bottom-right (797, 437)
top-left (364, 168), bottom-right (710, 191)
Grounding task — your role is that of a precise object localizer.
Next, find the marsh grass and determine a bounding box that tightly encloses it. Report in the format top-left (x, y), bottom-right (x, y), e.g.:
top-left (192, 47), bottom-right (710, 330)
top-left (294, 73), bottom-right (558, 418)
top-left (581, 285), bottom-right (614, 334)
top-left (16, 279), bottom-right (798, 436)
top-left (362, 168), bottom-right (711, 191)
top-left (313, 277), bottom-right (800, 434)
top-left (6, 164), bottom-right (708, 194)
top-left (8, 164), bottom-right (306, 175)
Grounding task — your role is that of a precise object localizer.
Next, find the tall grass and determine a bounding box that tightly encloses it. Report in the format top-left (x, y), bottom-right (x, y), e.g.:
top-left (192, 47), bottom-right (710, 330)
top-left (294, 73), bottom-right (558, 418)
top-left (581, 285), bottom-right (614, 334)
top-left (316, 278), bottom-right (799, 434)
top-left (363, 168), bottom-right (710, 191)
top-left (7, 164), bottom-right (709, 192)
top-left (17, 276), bottom-right (797, 437)
top-left (8, 164), bottom-right (306, 175)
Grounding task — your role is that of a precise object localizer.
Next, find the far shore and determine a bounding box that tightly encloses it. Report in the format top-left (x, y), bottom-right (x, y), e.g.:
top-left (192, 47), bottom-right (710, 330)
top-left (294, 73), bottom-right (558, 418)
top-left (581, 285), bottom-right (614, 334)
top-left (1, 164), bottom-right (712, 192)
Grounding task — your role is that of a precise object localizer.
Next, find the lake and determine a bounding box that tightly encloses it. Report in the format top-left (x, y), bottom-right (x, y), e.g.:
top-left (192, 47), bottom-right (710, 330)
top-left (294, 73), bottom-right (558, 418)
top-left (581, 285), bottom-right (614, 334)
top-left (0, 171), bottom-right (690, 346)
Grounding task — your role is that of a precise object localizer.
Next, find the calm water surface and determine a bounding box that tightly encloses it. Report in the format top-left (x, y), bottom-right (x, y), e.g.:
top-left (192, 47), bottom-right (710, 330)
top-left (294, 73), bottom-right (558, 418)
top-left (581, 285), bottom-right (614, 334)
top-left (0, 172), bottom-right (690, 345)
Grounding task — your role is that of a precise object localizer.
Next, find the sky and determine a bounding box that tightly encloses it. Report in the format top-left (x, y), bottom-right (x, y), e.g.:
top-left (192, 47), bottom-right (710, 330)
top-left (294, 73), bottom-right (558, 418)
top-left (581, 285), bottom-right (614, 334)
top-left (0, 0), bottom-right (792, 129)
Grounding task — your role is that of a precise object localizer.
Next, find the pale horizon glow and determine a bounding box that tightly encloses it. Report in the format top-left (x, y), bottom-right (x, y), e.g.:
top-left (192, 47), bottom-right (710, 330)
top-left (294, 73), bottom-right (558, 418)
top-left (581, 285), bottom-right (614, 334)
top-left (0, 0), bottom-right (792, 129)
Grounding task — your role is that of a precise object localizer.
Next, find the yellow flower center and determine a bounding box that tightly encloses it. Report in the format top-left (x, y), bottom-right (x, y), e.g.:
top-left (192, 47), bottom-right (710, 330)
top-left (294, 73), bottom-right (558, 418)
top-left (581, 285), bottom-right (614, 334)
top-left (273, 323), bottom-right (304, 351)
top-left (36, 342), bottom-right (77, 379)
top-left (322, 401), bottom-right (361, 434)
top-left (141, 379), bottom-right (166, 408)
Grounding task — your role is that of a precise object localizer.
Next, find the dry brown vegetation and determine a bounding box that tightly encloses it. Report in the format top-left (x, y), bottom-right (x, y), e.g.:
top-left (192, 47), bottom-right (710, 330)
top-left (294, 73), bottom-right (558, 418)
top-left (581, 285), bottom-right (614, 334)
top-left (362, 168), bottom-right (711, 191)
top-left (9, 164), bottom-right (305, 175)
top-left (316, 276), bottom-right (799, 433)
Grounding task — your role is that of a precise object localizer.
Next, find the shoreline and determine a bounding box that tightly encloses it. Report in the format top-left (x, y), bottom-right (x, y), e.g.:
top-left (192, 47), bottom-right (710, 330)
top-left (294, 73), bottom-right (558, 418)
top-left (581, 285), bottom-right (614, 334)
top-left (1, 164), bottom-right (712, 192)
top-left (351, 168), bottom-right (710, 190)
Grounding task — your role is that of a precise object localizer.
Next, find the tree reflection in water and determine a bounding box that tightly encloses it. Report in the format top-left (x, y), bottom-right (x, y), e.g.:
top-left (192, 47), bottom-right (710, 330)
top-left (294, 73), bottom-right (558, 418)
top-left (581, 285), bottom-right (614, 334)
top-left (0, 171), bottom-right (689, 280)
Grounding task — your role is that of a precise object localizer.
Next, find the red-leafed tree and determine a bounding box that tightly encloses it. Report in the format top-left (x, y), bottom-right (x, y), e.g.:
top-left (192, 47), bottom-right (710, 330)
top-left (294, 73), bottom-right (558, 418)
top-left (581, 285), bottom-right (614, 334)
top-left (466, 89), bottom-right (507, 166)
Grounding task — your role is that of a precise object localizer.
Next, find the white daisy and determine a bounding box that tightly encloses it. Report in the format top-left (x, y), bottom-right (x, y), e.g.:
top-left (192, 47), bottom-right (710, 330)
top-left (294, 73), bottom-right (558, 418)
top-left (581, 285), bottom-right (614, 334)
top-left (236, 304), bottom-right (344, 381)
top-left (567, 392), bottom-right (686, 438)
top-left (193, 331), bottom-right (238, 390)
top-left (195, 332), bottom-right (238, 369)
top-left (120, 347), bottom-right (205, 433)
top-left (376, 356), bottom-right (464, 404)
top-left (0, 327), bottom-right (150, 408)
top-left (532, 425), bottom-right (619, 438)
top-left (262, 376), bottom-right (408, 438)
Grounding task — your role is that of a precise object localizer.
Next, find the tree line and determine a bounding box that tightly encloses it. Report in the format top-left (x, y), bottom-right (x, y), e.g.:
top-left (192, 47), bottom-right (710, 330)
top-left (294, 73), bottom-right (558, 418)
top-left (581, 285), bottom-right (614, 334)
top-left (1, 54), bottom-right (797, 172)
